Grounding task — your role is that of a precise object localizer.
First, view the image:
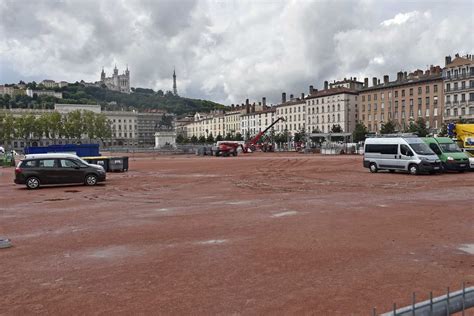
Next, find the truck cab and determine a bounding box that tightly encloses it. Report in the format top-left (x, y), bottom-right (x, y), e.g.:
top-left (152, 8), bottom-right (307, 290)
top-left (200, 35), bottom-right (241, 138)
top-left (422, 137), bottom-right (470, 172)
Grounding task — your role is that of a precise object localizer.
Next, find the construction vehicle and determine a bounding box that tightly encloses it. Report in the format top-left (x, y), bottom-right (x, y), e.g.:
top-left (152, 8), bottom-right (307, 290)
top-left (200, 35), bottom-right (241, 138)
top-left (213, 117), bottom-right (285, 157)
top-left (449, 123), bottom-right (474, 153)
top-left (243, 117), bottom-right (285, 153)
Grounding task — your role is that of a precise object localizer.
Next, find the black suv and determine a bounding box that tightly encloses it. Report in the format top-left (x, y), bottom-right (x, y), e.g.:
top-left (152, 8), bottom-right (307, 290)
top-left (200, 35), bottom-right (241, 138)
top-left (15, 154), bottom-right (106, 189)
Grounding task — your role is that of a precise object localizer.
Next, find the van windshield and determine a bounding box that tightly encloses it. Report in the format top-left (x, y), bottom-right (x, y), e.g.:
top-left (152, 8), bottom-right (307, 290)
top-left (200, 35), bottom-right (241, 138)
top-left (410, 143), bottom-right (435, 155)
top-left (439, 143), bottom-right (462, 153)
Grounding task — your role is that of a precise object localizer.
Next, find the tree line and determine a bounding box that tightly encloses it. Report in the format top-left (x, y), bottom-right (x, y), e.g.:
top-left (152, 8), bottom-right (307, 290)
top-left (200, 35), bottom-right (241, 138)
top-left (0, 110), bottom-right (112, 149)
top-left (0, 82), bottom-right (225, 116)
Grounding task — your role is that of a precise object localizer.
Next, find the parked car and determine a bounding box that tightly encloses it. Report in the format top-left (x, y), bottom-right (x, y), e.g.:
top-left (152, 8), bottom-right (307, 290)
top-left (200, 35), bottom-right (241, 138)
top-left (14, 153), bottom-right (106, 189)
top-left (422, 137), bottom-right (470, 172)
top-left (363, 136), bottom-right (441, 175)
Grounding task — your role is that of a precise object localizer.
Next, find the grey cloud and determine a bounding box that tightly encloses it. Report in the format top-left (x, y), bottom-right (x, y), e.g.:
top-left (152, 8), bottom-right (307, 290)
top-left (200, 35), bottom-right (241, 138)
top-left (0, 0), bottom-right (473, 105)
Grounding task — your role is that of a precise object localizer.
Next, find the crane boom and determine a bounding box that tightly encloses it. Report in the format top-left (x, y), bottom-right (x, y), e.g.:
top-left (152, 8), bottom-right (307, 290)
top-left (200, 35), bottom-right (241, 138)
top-left (245, 117), bottom-right (286, 151)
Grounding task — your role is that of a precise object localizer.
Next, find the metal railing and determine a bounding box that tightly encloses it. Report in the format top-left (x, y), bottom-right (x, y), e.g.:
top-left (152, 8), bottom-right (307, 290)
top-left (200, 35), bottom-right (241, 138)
top-left (373, 283), bottom-right (474, 316)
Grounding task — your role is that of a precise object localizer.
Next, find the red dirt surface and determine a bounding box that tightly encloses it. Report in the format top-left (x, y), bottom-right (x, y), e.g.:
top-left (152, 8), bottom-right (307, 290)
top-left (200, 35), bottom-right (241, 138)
top-left (1, 153), bottom-right (473, 315)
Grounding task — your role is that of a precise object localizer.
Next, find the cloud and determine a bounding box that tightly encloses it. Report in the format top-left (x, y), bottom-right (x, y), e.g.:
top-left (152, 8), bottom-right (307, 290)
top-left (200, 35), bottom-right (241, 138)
top-left (0, 0), bottom-right (473, 106)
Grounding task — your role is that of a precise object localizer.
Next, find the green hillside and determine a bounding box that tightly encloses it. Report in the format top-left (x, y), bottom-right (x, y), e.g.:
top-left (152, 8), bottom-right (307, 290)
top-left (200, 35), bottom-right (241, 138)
top-left (0, 82), bottom-right (225, 115)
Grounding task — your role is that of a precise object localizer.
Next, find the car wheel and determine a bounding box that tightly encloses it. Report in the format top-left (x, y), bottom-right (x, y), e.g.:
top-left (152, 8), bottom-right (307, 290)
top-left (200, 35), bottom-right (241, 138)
top-left (85, 174), bottom-right (98, 186)
top-left (369, 163), bottom-right (378, 173)
top-left (389, 170), bottom-right (395, 173)
top-left (408, 164), bottom-right (419, 175)
top-left (26, 177), bottom-right (40, 189)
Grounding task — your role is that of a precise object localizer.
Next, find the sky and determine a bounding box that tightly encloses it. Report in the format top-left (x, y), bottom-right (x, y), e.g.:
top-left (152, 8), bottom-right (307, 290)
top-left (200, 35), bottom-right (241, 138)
top-left (1, 0), bottom-right (473, 105)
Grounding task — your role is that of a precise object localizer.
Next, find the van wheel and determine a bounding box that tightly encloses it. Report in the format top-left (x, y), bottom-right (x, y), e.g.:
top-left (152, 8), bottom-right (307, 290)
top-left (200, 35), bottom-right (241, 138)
top-left (408, 164), bottom-right (419, 175)
top-left (85, 174), bottom-right (98, 186)
top-left (26, 177), bottom-right (40, 189)
top-left (369, 163), bottom-right (378, 173)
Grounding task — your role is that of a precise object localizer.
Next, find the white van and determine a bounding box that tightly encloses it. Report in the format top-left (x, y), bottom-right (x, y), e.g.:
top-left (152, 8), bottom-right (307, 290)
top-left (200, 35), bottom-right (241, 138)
top-left (363, 136), bottom-right (441, 175)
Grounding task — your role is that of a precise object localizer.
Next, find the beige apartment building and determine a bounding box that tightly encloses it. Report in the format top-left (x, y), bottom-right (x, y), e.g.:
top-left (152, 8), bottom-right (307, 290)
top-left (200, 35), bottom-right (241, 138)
top-left (443, 54), bottom-right (474, 122)
top-left (359, 66), bottom-right (444, 133)
top-left (306, 80), bottom-right (360, 134)
top-left (274, 93), bottom-right (306, 136)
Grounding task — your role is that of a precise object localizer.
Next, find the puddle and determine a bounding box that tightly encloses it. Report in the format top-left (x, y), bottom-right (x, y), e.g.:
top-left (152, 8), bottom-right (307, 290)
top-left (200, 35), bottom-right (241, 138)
top-left (272, 211), bottom-right (298, 218)
top-left (458, 244), bottom-right (474, 255)
top-left (197, 239), bottom-right (227, 245)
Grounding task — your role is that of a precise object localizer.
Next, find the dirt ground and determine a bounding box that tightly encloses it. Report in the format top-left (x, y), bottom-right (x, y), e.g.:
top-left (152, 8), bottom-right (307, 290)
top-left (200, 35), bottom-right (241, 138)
top-left (0, 152), bottom-right (473, 315)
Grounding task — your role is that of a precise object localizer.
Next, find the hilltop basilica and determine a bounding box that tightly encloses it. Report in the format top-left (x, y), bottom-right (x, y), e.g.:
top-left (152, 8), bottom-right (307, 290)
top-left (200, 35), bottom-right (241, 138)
top-left (100, 65), bottom-right (130, 93)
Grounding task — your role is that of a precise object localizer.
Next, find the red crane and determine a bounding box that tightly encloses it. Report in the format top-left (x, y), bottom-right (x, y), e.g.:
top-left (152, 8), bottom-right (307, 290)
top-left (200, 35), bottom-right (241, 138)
top-left (243, 117), bottom-right (285, 152)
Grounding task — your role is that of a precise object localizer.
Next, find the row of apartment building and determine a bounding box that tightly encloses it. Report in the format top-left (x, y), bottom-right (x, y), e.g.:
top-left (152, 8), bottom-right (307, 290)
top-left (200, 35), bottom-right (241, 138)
top-left (181, 54), bottom-right (474, 139)
top-left (1, 104), bottom-right (169, 150)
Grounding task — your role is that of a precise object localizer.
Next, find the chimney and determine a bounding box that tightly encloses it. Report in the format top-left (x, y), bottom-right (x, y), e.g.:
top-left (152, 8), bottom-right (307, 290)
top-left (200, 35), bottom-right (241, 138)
top-left (309, 85), bottom-right (314, 94)
top-left (445, 55), bottom-right (452, 66)
top-left (301, 93), bottom-right (305, 100)
top-left (251, 103), bottom-right (255, 113)
top-left (262, 97), bottom-right (266, 107)
top-left (354, 77), bottom-right (357, 81)
top-left (403, 71), bottom-right (407, 80)
top-left (364, 78), bottom-right (369, 87)
top-left (290, 94), bottom-right (294, 101)
top-left (372, 77), bottom-right (377, 86)
top-left (231, 104), bottom-right (234, 109)
top-left (383, 75), bottom-right (389, 84)
top-left (245, 98), bottom-right (249, 106)
top-left (324, 81), bottom-right (329, 90)
top-left (397, 71), bottom-right (403, 81)
top-left (282, 92), bottom-right (286, 104)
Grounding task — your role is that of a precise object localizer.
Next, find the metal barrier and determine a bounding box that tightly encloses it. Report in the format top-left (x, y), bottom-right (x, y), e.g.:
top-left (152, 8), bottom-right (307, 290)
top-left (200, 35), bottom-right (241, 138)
top-left (374, 283), bottom-right (474, 316)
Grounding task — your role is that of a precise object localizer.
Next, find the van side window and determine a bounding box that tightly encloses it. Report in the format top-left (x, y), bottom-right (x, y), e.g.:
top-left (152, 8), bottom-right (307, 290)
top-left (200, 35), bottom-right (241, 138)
top-left (21, 160), bottom-right (37, 168)
top-left (366, 144), bottom-right (398, 154)
top-left (60, 159), bottom-right (78, 168)
top-left (38, 159), bottom-right (57, 168)
top-left (400, 144), bottom-right (413, 156)
top-left (429, 143), bottom-right (442, 155)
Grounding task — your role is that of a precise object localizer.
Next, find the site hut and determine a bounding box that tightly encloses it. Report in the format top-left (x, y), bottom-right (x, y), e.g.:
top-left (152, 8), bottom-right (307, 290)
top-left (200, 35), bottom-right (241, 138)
top-left (305, 79), bottom-right (360, 135)
top-left (275, 92), bottom-right (306, 138)
top-left (359, 65), bottom-right (444, 134)
top-left (443, 54), bottom-right (474, 123)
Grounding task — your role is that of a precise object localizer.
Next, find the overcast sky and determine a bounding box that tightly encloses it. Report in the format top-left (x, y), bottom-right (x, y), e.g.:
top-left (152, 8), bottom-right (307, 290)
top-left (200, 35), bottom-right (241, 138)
top-left (1, 0), bottom-right (473, 105)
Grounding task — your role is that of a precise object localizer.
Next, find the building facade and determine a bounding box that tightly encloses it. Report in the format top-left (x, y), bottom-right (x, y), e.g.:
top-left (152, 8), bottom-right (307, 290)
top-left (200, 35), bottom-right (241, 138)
top-left (443, 54), bottom-right (474, 122)
top-left (305, 84), bottom-right (359, 134)
top-left (359, 66), bottom-right (444, 133)
top-left (26, 89), bottom-right (62, 99)
top-left (274, 93), bottom-right (306, 136)
top-left (100, 65), bottom-right (130, 94)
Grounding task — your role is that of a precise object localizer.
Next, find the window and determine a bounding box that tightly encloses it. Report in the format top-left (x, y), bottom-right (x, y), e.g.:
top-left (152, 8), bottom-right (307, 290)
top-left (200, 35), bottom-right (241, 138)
top-left (362, 96), bottom-right (365, 102)
top-left (418, 87), bottom-right (422, 94)
top-left (402, 90), bottom-right (405, 97)
top-left (38, 159), bottom-right (56, 168)
top-left (400, 144), bottom-right (413, 156)
top-left (470, 93), bottom-right (474, 101)
top-left (374, 94), bottom-right (377, 100)
top-left (368, 95), bottom-right (371, 101)
top-left (462, 81), bottom-right (466, 89)
top-left (365, 144), bottom-right (398, 155)
top-left (21, 160), bottom-right (37, 168)
top-left (60, 159), bottom-right (78, 168)
top-left (410, 88), bottom-right (413, 96)
top-left (426, 86), bottom-right (430, 93)
top-left (434, 85), bottom-right (438, 93)
top-left (395, 91), bottom-right (398, 98)
top-left (446, 83), bottom-right (450, 92)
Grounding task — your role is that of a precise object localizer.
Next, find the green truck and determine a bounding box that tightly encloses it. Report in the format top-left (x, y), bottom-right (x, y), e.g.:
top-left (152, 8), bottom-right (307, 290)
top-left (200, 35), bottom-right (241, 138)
top-left (423, 137), bottom-right (470, 172)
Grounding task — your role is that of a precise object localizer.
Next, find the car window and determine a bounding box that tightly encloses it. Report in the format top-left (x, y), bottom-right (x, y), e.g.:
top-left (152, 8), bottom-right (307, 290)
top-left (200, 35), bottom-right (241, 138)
top-left (60, 159), bottom-right (78, 168)
top-left (400, 144), bottom-right (413, 156)
top-left (38, 159), bottom-right (57, 168)
top-left (21, 160), bottom-right (37, 168)
top-left (429, 143), bottom-right (442, 155)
